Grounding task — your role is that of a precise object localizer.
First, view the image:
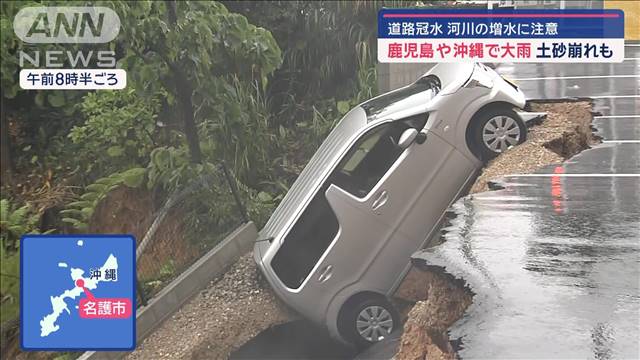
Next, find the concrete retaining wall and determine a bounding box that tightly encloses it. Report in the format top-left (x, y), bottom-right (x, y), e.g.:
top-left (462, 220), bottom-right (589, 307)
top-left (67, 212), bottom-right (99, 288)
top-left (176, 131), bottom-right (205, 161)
top-left (78, 221), bottom-right (258, 360)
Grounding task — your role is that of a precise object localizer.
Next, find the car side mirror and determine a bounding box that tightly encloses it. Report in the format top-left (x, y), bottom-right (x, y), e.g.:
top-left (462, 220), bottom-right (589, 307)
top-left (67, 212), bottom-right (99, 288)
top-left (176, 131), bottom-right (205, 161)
top-left (398, 128), bottom-right (418, 149)
top-left (465, 79), bottom-right (486, 89)
top-left (464, 75), bottom-right (493, 89)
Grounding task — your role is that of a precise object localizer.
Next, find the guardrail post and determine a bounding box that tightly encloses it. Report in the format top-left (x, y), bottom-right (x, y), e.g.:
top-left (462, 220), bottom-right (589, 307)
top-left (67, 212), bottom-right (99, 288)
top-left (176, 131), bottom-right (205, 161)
top-left (137, 277), bottom-right (148, 307)
top-left (220, 161), bottom-right (249, 223)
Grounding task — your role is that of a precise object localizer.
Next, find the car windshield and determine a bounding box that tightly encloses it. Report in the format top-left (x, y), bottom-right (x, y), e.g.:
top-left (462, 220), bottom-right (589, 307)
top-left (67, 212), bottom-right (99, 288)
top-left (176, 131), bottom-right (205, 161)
top-left (360, 75), bottom-right (440, 120)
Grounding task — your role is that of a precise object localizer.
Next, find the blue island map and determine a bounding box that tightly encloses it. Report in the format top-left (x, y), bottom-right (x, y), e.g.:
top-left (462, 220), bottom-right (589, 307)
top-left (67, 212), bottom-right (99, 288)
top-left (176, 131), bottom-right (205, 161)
top-left (21, 235), bottom-right (135, 350)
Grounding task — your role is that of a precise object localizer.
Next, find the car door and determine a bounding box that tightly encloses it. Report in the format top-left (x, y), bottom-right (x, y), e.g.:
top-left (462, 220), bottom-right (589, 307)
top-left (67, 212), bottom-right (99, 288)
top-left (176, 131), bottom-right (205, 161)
top-left (321, 114), bottom-right (476, 296)
top-left (304, 116), bottom-right (457, 298)
top-left (270, 116), bottom-right (474, 321)
top-left (363, 121), bottom-right (477, 292)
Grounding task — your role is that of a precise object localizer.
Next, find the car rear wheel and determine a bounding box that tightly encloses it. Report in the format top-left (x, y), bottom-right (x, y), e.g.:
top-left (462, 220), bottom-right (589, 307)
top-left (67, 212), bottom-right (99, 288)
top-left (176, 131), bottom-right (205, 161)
top-left (340, 295), bottom-right (399, 348)
top-left (472, 108), bottom-right (526, 161)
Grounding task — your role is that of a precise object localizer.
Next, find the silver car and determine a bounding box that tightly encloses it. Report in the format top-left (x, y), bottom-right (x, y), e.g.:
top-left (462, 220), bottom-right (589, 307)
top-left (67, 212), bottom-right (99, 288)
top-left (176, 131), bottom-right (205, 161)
top-left (254, 63), bottom-right (526, 347)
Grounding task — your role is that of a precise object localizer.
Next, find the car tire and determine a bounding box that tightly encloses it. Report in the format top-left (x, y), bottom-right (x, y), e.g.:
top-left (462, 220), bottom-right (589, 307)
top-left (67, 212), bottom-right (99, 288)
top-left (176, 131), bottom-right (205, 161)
top-left (340, 295), bottom-right (399, 349)
top-left (472, 108), bottom-right (527, 161)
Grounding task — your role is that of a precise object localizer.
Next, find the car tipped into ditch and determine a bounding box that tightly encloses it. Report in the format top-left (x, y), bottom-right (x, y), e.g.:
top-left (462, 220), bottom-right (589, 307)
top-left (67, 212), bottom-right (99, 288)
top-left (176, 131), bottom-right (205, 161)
top-left (253, 62), bottom-right (527, 347)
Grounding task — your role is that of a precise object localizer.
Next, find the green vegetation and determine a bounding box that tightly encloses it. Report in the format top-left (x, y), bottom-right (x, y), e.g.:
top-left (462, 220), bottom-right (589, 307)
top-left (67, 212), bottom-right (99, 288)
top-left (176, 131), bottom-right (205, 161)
top-left (70, 90), bottom-right (159, 176)
top-left (60, 167), bottom-right (146, 231)
top-left (0, 198), bottom-right (49, 323)
top-left (0, 244), bottom-right (20, 324)
top-left (0, 1), bottom-right (397, 353)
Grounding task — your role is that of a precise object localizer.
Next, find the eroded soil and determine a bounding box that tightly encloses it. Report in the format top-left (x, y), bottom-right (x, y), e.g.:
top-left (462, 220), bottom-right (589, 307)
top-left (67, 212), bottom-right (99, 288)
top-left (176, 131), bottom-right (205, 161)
top-left (471, 100), bottom-right (597, 193)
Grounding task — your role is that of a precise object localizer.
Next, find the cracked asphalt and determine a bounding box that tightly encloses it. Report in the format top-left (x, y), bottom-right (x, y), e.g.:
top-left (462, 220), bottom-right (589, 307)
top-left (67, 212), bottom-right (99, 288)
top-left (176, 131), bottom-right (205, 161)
top-left (412, 45), bottom-right (640, 358)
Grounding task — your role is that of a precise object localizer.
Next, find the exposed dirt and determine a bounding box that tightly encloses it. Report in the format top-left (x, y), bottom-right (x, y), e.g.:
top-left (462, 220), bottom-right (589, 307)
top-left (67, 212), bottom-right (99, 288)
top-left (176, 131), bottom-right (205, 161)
top-left (395, 267), bottom-right (472, 360)
top-left (126, 254), bottom-right (294, 360)
top-left (89, 186), bottom-right (198, 281)
top-left (394, 100), bottom-right (596, 360)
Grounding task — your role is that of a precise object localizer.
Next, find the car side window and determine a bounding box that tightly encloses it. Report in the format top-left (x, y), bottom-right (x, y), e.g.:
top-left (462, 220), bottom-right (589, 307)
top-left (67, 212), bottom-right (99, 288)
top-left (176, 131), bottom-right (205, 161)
top-left (271, 185), bottom-right (339, 289)
top-left (331, 114), bottom-right (427, 198)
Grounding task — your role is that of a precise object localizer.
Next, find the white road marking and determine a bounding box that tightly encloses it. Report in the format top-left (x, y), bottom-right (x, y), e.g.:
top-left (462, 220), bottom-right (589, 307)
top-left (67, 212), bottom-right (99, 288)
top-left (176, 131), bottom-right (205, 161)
top-left (589, 95), bottom-right (640, 99)
top-left (594, 115), bottom-right (640, 119)
top-left (509, 173), bottom-right (640, 177)
top-left (602, 140), bottom-right (640, 143)
top-left (513, 74), bottom-right (640, 81)
top-left (507, 47), bottom-right (640, 179)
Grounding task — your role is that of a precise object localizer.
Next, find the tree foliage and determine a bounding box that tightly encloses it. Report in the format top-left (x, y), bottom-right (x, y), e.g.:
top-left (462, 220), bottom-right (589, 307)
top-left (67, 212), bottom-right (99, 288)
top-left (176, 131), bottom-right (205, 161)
top-left (70, 89), bottom-right (160, 176)
top-left (0, 0), bottom-right (394, 338)
top-left (112, 0), bottom-right (282, 164)
top-left (223, 1), bottom-right (411, 122)
top-left (1, 1), bottom-right (92, 182)
top-left (0, 198), bottom-right (50, 323)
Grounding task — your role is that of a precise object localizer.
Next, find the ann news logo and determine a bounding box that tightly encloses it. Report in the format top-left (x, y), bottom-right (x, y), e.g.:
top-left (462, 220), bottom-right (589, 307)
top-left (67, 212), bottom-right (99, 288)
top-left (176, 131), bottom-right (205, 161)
top-left (13, 6), bottom-right (126, 90)
top-left (13, 6), bottom-right (120, 43)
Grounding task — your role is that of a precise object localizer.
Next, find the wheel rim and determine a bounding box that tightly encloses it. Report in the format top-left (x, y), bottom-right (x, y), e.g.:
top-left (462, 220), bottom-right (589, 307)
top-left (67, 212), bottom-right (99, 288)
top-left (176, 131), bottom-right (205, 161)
top-left (356, 305), bottom-right (394, 342)
top-left (482, 115), bottom-right (521, 153)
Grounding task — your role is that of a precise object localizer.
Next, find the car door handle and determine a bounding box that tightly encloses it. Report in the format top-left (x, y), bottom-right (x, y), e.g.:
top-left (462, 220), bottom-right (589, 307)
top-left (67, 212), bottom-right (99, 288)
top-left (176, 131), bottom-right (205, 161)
top-left (318, 265), bottom-right (333, 283)
top-left (371, 190), bottom-right (388, 211)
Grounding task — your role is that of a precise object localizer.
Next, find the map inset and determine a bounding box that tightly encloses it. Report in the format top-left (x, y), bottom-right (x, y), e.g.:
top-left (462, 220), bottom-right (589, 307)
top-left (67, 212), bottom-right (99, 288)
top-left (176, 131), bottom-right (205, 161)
top-left (21, 235), bottom-right (135, 350)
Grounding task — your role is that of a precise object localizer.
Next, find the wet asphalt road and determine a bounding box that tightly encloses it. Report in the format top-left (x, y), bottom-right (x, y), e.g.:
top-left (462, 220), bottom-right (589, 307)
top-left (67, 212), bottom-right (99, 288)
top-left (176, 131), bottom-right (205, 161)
top-left (413, 45), bottom-right (640, 358)
top-left (230, 321), bottom-right (356, 359)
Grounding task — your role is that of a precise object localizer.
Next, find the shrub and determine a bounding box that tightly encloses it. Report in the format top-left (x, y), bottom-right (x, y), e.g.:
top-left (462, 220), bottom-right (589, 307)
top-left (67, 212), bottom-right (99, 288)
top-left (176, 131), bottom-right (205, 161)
top-left (69, 89), bottom-right (160, 177)
top-left (0, 199), bottom-right (45, 323)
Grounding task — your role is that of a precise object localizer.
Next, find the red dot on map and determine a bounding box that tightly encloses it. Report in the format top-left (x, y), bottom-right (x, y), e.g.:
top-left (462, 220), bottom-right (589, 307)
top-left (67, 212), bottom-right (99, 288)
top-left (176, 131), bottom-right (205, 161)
top-left (75, 279), bottom-right (85, 288)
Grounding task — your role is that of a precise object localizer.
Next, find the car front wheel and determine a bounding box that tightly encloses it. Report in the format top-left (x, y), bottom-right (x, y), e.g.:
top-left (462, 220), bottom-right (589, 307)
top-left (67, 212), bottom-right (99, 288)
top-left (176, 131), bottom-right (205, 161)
top-left (472, 108), bottom-right (527, 161)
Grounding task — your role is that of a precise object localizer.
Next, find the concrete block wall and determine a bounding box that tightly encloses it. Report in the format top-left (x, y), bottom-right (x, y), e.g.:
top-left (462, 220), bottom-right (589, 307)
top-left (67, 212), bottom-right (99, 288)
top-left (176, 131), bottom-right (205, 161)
top-left (377, 62), bottom-right (435, 94)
